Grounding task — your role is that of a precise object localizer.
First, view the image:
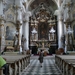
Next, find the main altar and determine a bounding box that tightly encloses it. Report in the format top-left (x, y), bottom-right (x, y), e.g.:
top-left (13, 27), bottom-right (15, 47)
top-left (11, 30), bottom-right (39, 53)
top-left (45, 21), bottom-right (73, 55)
top-left (29, 3), bottom-right (58, 55)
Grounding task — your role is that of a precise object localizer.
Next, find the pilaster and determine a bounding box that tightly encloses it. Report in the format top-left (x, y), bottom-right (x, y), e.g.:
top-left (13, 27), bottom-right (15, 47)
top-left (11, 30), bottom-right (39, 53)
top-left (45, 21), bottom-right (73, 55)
top-left (57, 12), bottom-right (64, 48)
top-left (16, 21), bottom-right (22, 53)
top-left (23, 12), bottom-right (31, 50)
top-left (0, 0), bottom-right (5, 53)
top-left (0, 15), bottom-right (5, 53)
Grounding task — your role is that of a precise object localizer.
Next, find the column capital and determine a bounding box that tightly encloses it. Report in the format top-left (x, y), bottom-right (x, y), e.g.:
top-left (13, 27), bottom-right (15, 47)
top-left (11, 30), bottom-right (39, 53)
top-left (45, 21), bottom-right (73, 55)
top-left (23, 11), bottom-right (31, 22)
top-left (16, 20), bottom-right (22, 26)
top-left (58, 18), bottom-right (63, 21)
top-left (14, 5), bottom-right (22, 11)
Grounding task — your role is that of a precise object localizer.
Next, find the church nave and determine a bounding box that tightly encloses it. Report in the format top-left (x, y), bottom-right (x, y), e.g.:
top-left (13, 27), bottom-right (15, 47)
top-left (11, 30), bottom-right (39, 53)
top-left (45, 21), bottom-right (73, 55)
top-left (21, 56), bottom-right (62, 75)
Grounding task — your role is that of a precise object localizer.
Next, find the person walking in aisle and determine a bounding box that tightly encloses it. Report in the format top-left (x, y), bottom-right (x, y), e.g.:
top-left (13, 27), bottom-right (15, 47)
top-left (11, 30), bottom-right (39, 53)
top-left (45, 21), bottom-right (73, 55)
top-left (38, 49), bottom-right (44, 67)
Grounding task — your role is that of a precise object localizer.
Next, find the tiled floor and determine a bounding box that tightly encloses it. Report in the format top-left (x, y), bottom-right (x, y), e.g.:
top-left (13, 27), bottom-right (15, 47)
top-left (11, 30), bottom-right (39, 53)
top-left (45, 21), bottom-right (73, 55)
top-left (21, 55), bottom-right (62, 75)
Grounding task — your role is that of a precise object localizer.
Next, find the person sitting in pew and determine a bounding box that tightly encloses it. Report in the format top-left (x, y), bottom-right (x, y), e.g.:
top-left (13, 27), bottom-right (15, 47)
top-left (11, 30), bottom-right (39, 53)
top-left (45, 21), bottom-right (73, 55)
top-left (0, 56), bottom-right (9, 75)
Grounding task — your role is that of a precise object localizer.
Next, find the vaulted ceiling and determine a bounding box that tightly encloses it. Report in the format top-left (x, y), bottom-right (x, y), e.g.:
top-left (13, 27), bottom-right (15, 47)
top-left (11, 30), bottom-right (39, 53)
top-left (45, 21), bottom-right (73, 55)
top-left (29, 0), bottom-right (57, 14)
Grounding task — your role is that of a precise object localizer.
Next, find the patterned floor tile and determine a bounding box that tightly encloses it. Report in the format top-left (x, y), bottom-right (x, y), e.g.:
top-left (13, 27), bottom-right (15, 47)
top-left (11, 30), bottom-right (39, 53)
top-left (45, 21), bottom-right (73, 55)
top-left (21, 56), bottom-right (62, 75)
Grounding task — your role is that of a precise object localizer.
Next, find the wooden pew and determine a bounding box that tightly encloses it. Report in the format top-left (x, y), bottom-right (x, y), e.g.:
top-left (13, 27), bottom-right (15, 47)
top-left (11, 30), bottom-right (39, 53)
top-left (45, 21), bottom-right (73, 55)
top-left (70, 64), bottom-right (75, 75)
top-left (55, 55), bottom-right (75, 75)
top-left (55, 55), bottom-right (75, 67)
top-left (0, 68), bottom-right (4, 75)
top-left (62, 59), bottom-right (75, 75)
top-left (3, 56), bottom-right (21, 75)
top-left (1, 55), bottom-right (30, 75)
top-left (3, 56), bottom-right (22, 75)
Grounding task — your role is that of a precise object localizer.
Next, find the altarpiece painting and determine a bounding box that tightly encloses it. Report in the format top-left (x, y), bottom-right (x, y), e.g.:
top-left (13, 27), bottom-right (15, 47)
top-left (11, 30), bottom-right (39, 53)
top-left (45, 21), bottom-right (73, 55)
top-left (38, 22), bottom-right (48, 40)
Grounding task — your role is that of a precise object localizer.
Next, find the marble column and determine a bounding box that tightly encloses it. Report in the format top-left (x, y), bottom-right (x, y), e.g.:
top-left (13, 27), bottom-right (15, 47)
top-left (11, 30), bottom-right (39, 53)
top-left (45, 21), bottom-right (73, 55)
top-left (56, 0), bottom-right (64, 48)
top-left (0, 21), bottom-right (5, 53)
top-left (57, 13), bottom-right (64, 48)
top-left (23, 12), bottom-right (31, 50)
top-left (0, 0), bottom-right (5, 53)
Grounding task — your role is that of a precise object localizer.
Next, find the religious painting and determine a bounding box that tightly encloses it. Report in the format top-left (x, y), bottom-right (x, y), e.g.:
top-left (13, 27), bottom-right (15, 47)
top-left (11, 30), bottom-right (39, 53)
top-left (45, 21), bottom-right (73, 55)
top-left (5, 23), bottom-right (16, 40)
top-left (38, 22), bottom-right (48, 40)
top-left (6, 26), bottom-right (13, 40)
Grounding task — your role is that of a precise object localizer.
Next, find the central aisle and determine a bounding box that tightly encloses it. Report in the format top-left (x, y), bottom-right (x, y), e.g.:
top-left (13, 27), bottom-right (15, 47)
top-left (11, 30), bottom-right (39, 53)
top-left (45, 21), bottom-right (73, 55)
top-left (21, 55), bottom-right (62, 75)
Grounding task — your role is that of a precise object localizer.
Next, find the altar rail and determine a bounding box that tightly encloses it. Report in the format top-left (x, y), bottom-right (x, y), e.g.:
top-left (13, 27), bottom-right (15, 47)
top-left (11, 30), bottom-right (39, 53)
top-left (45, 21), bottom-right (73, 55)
top-left (55, 55), bottom-right (75, 75)
top-left (0, 54), bottom-right (30, 75)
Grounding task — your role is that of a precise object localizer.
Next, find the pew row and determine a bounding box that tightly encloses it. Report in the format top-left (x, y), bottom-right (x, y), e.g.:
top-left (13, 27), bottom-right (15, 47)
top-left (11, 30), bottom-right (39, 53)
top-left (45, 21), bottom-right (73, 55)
top-left (55, 55), bottom-right (75, 75)
top-left (0, 68), bottom-right (4, 75)
top-left (0, 55), bottom-right (30, 75)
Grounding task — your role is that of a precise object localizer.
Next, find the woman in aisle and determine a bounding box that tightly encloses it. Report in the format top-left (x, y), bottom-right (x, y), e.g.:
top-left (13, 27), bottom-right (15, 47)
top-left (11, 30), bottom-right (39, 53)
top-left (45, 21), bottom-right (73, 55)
top-left (38, 50), bottom-right (44, 67)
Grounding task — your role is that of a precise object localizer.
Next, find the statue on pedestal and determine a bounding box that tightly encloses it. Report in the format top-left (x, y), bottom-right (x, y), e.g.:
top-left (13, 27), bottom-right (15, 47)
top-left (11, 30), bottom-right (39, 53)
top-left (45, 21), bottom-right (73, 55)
top-left (21, 35), bottom-right (26, 52)
top-left (13, 34), bottom-right (18, 51)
